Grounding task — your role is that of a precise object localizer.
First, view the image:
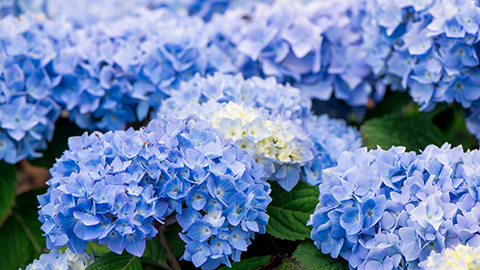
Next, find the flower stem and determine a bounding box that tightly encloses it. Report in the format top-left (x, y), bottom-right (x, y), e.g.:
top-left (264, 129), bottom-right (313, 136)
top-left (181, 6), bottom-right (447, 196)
top-left (163, 216), bottom-right (177, 227)
top-left (156, 221), bottom-right (182, 270)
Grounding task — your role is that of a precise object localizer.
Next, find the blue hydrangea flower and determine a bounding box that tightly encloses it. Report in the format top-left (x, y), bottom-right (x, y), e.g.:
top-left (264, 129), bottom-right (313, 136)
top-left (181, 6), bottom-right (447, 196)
top-left (170, 100), bottom-right (314, 191)
top-left (157, 72), bottom-right (361, 191)
top-left (38, 116), bottom-right (271, 269)
top-left (4, 0), bottom-right (275, 26)
top-left (308, 143), bottom-right (480, 269)
top-left (22, 249), bottom-right (95, 270)
top-left (364, 0), bottom-right (480, 114)
top-left (204, 0), bottom-right (385, 109)
top-left (45, 8), bottom-right (209, 131)
top-left (0, 14), bottom-right (63, 163)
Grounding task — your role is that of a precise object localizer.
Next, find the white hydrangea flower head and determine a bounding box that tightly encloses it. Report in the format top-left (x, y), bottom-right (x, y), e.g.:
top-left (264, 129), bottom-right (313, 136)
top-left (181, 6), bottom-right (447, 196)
top-left (23, 249), bottom-right (95, 270)
top-left (420, 244), bottom-right (480, 270)
top-left (209, 101), bottom-right (313, 165)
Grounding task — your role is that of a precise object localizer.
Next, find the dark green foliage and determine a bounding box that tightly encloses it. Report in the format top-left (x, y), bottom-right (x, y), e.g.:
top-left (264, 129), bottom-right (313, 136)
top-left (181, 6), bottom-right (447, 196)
top-left (86, 252), bottom-right (143, 270)
top-left (0, 162), bottom-right (17, 224)
top-left (0, 189), bottom-right (46, 270)
top-left (218, 255), bottom-right (271, 270)
top-left (266, 182), bottom-right (319, 241)
top-left (290, 241), bottom-right (348, 270)
top-left (360, 115), bottom-right (448, 152)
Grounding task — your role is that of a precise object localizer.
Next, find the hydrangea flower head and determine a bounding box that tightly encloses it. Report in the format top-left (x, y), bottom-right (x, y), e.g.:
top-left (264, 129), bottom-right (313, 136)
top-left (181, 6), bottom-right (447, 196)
top-left (158, 73), bottom-right (361, 191)
top-left (47, 8), bottom-right (209, 131)
top-left (23, 249), bottom-right (94, 270)
top-left (0, 13), bottom-right (65, 163)
top-left (160, 72), bottom-right (311, 121)
top-left (204, 0), bottom-right (384, 108)
top-left (38, 116), bottom-right (271, 269)
top-left (308, 143), bottom-right (480, 269)
top-left (419, 244), bottom-right (480, 270)
top-left (364, 0), bottom-right (480, 114)
top-left (5, 0), bottom-right (275, 26)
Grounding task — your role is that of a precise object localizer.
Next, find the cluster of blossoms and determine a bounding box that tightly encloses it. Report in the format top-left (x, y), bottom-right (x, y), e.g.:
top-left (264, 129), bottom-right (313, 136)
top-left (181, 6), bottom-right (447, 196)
top-left (159, 73), bottom-right (311, 120)
top-left (302, 113), bottom-right (363, 186)
top-left (364, 0), bottom-right (480, 111)
top-left (360, 0), bottom-right (480, 140)
top-left (38, 116), bottom-right (271, 269)
top-left (23, 249), bottom-right (94, 270)
top-left (49, 8), bottom-right (209, 131)
top-left (1, 0), bottom-right (367, 166)
top-left (2, 0), bottom-right (274, 25)
top-left (308, 143), bottom-right (480, 269)
top-left (0, 14), bottom-right (64, 163)
top-left (132, 0), bottom-right (276, 22)
top-left (204, 0), bottom-right (385, 108)
top-left (165, 99), bottom-right (314, 191)
top-left (5, 0), bottom-right (480, 140)
top-left (158, 73), bottom-right (362, 191)
top-left (419, 244), bottom-right (480, 270)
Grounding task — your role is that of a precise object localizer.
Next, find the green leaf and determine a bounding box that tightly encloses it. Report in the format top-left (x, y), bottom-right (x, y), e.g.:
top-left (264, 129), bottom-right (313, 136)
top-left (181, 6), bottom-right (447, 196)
top-left (414, 102), bottom-right (451, 121)
top-left (274, 257), bottom-right (302, 270)
top-left (0, 189), bottom-right (47, 270)
top-left (364, 90), bottom-right (414, 121)
top-left (360, 115), bottom-right (448, 152)
top-left (0, 162), bottom-right (17, 224)
top-left (218, 255), bottom-right (271, 270)
top-left (140, 238), bottom-right (167, 267)
top-left (86, 242), bottom-right (112, 257)
top-left (266, 182), bottom-right (319, 241)
top-left (291, 241), bottom-right (348, 270)
top-left (86, 252), bottom-right (143, 270)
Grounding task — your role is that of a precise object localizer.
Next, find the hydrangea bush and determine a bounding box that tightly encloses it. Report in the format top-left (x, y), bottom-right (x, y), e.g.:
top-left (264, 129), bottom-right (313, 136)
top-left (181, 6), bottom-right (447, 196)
top-left (364, 0), bottom-right (480, 111)
top-left (48, 8), bottom-right (211, 131)
top-left (4, 0), bottom-right (480, 270)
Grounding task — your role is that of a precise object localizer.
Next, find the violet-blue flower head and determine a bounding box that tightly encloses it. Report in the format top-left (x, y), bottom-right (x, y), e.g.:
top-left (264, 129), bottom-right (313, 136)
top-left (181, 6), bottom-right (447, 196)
top-left (308, 143), bottom-right (480, 269)
top-left (38, 116), bottom-right (271, 268)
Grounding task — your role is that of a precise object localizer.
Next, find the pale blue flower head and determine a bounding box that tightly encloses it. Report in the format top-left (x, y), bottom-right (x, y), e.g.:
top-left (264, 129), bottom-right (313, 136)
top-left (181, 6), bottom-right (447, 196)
top-left (23, 248), bottom-right (95, 270)
top-left (38, 116), bottom-right (271, 268)
top-left (203, 0), bottom-right (384, 108)
top-left (0, 13), bottom-right (64, 163)
top-left (308, 143), bottom-right (480, 269)
top-left (46, 7), bottom-right (211, 131)
top-left (367, 0), bottom-right (480, 118)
